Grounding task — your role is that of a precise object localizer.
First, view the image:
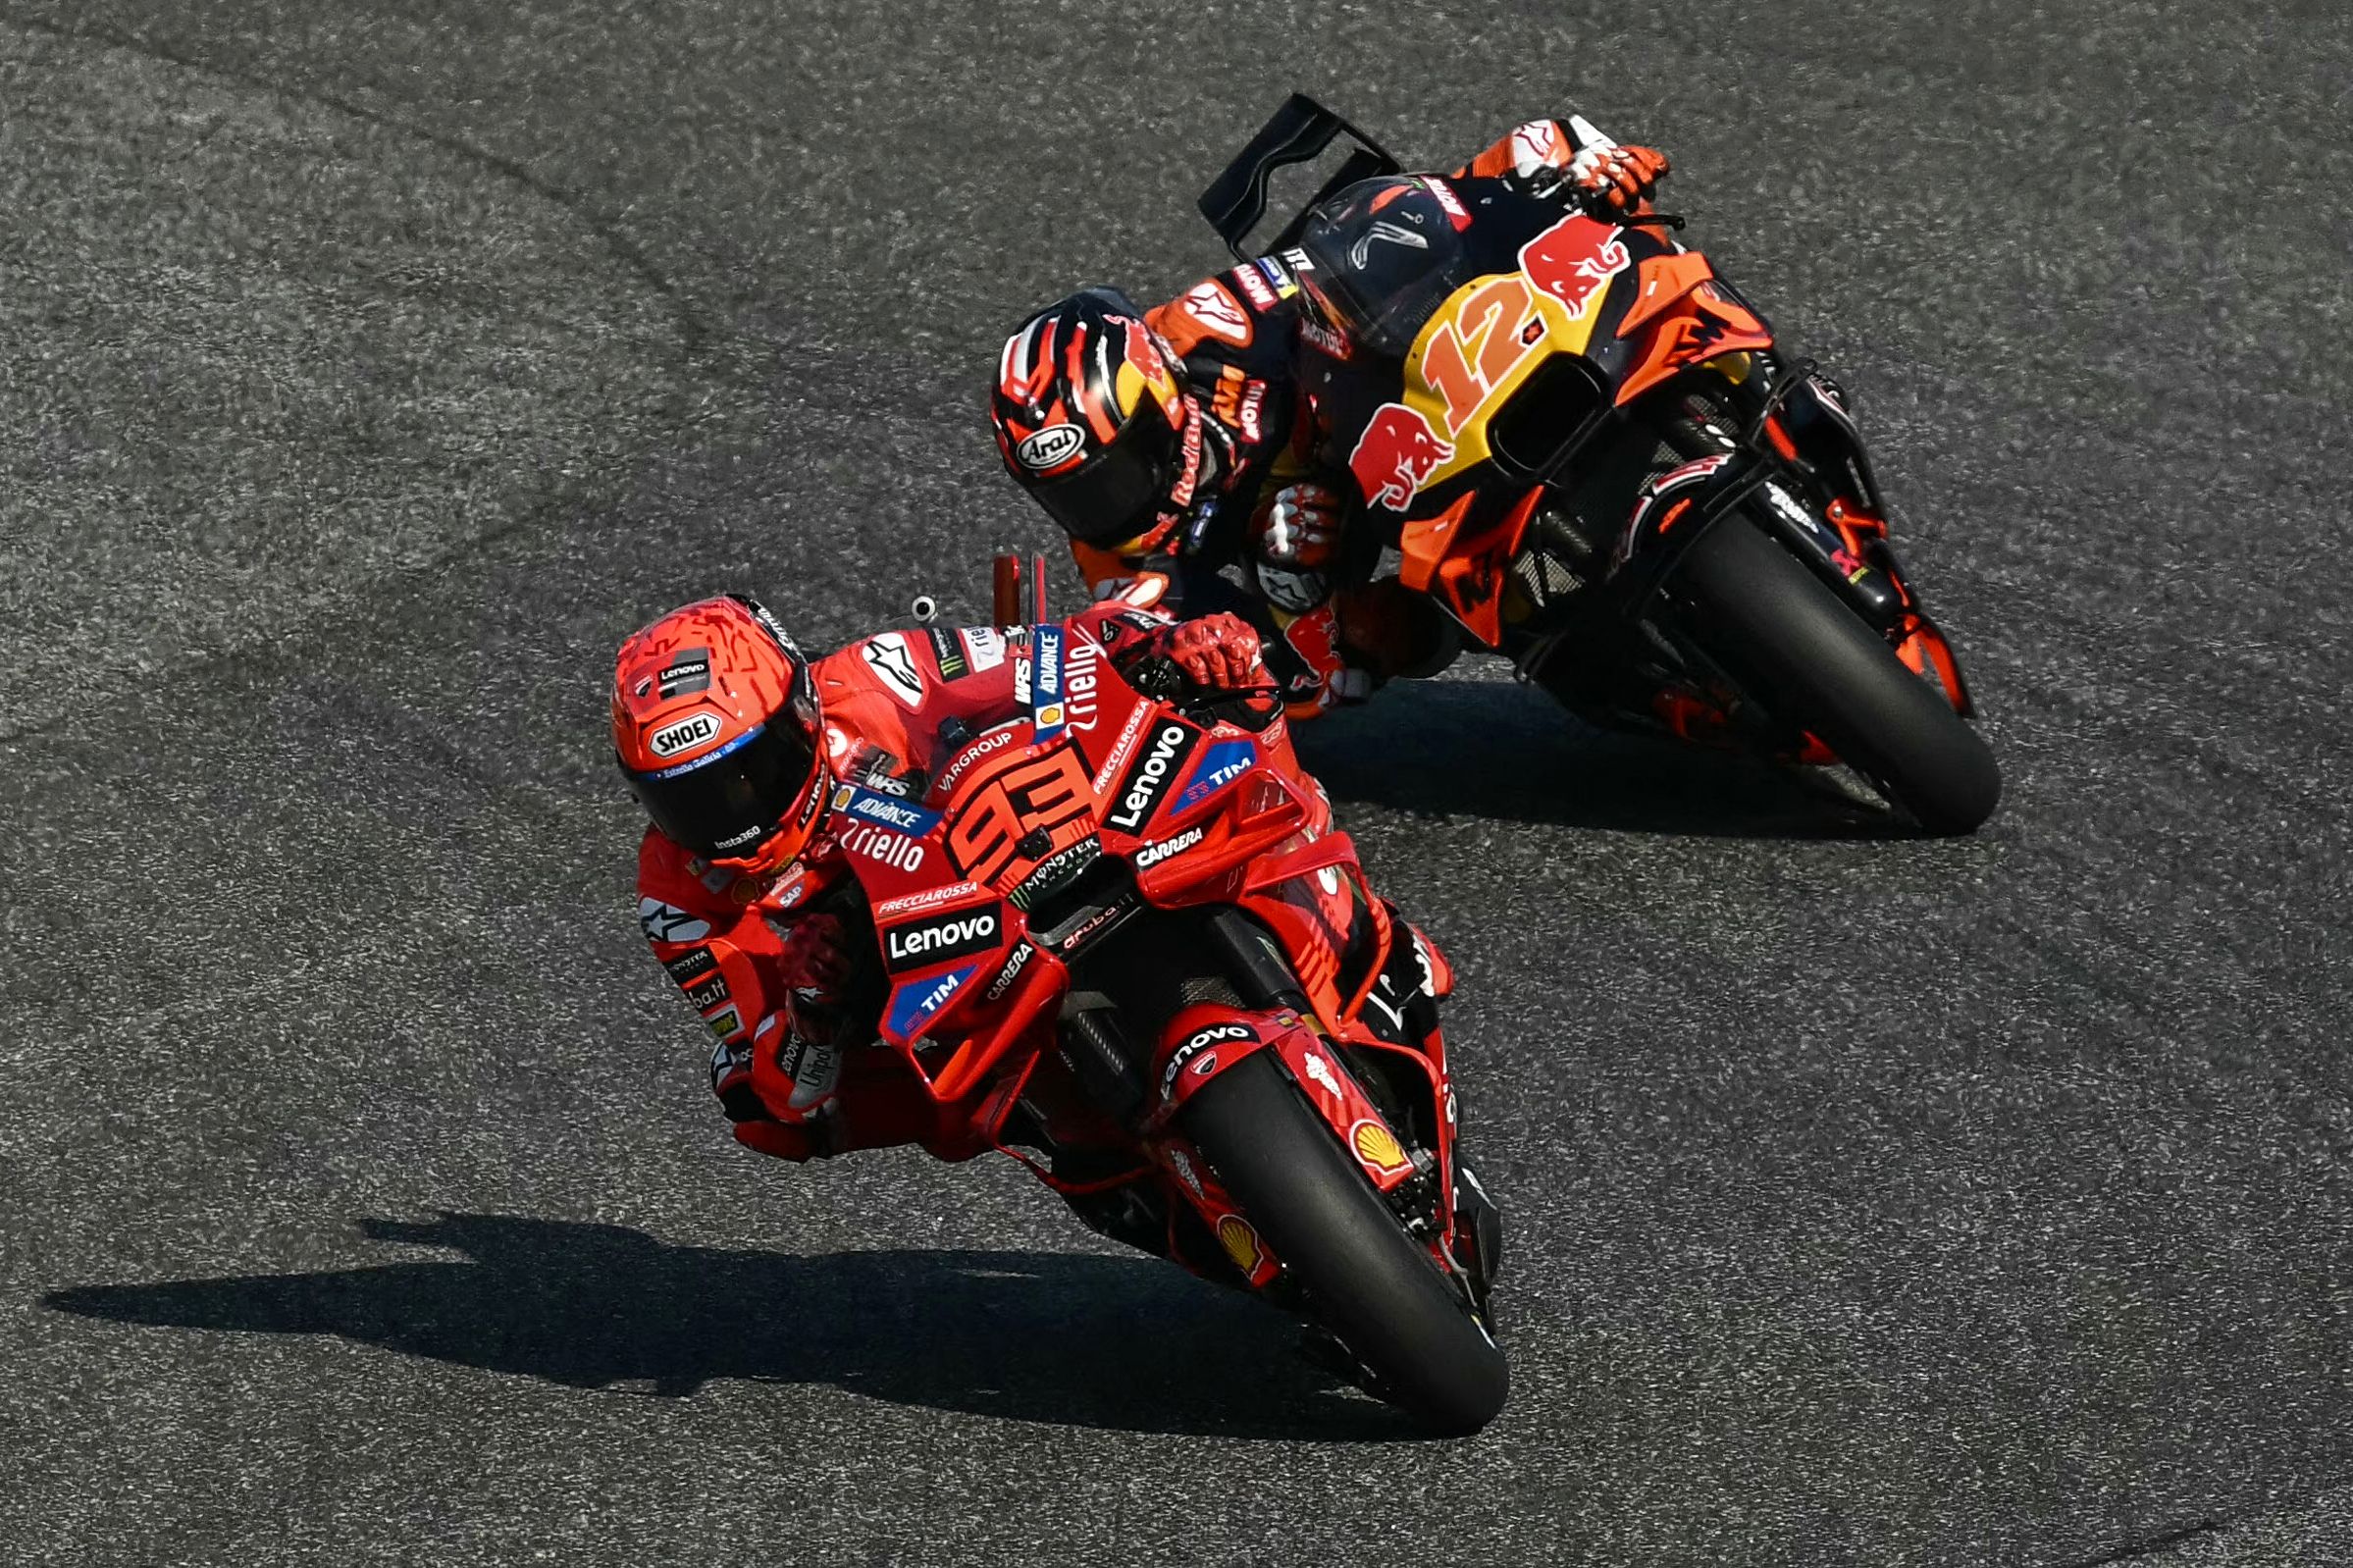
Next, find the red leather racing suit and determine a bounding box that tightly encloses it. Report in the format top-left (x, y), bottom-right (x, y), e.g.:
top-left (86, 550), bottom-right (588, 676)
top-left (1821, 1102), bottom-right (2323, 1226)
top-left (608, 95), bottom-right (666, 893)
top-left (634, 601), bottom-right (1194, 1162)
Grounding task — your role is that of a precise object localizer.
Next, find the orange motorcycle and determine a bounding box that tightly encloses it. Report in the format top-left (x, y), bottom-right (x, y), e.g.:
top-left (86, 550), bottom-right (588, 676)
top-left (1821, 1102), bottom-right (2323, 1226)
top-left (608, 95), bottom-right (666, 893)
top-left (1200, 96), bottom-right (2000, 834)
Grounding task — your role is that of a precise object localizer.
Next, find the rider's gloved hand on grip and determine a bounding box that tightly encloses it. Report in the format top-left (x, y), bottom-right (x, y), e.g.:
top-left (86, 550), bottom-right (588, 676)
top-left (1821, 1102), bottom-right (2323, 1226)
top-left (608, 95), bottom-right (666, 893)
top-left (1152, 612), bottom-right (1269, 694)
top-left (1569, 143), bottom-right (1670, 215)
top-left (777, 912), bottom-right (852, 994)
top-left (1252, 483), bottom-right (1343, 570)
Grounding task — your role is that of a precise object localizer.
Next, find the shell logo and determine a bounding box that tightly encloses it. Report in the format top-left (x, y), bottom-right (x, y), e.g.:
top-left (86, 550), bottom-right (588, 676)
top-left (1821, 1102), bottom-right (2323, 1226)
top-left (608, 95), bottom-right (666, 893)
top-left (1351, 1120), bottom-right (1412, 1176)
top-left (1215, 1215), bottom-right (1264, 1275)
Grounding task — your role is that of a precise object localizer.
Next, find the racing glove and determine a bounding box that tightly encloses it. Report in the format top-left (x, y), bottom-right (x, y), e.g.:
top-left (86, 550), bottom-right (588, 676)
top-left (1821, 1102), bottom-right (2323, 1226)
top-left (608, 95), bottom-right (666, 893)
top-left (1252, 482), bottom-right (1343, 570)
top-left (1569, 143), bottom-right (1670, 216)
top-left (777, 912), bottom-right (853, 995)
top-left (1144, 612), bottom-right (1270, 693)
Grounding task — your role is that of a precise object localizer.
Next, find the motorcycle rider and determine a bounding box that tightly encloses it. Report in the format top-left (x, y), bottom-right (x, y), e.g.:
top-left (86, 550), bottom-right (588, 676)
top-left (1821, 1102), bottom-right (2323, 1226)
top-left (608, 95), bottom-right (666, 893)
top-left (614, 591), bottom-right (1271, 1164)
top-left (988, 116), bottom-right (1672, 716)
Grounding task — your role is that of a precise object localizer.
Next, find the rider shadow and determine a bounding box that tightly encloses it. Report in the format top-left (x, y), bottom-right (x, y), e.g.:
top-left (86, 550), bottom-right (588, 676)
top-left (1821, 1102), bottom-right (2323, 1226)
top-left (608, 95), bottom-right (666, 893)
top-left (1295, 675), bottom-right (1903, 839)
top-left (42, 1212), bottom-right (1404, 1441)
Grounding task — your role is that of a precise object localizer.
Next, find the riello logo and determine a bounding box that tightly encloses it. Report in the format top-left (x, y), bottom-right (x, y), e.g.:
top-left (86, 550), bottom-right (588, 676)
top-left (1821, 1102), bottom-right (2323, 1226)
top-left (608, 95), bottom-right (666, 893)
top-left (648, 710), bottom-right (721, 758)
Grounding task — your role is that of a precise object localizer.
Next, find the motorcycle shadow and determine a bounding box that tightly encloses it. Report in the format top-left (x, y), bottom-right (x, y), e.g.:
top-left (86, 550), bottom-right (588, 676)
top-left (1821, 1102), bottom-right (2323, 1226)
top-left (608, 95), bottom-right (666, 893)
top-left (42, 1211), bottom-right (1410, 1441)
top-left (1296, 674), bottom-right (1904, 839)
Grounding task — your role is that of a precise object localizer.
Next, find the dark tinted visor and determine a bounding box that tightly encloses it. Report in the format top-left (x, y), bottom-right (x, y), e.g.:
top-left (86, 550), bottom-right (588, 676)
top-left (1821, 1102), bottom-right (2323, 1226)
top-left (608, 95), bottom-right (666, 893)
top-left (1295, 180), bottom-right (1475, 359)
top-left (624, 718), bottom-right (816, 858)
top-left (1028, 404), bottom-right (1182, 545)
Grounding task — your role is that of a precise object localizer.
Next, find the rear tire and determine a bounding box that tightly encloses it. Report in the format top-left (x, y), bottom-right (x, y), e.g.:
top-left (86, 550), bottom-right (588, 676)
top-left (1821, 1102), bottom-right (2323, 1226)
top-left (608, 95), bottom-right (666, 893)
top-left (1180, 1051), bottom-right (1507, 1435)
top-left (1673, 517), bottom-right (2001, 834)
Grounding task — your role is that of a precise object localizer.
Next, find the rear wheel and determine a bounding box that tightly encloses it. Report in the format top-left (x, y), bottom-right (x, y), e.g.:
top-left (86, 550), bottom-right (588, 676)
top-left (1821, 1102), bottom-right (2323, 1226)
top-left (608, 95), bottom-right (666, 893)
top-left (1672, 516), bottom-right (2001, 834)
top-left (1180, 1051), bottom-right (1507, 1435)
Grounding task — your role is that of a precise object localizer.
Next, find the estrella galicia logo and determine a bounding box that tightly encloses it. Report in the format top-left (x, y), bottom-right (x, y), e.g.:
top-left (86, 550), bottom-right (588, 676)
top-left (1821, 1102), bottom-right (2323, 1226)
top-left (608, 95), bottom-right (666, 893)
top-left (1106, 718), bottom-right (1201, 834)
top-left (1171, 738), bottom-right (1255, 813)
top-left (881, 902), bottom-right (1005, 974)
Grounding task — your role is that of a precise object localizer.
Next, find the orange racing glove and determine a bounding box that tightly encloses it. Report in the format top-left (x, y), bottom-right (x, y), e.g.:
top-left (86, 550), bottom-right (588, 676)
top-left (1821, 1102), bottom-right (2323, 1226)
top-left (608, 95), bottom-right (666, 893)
top-left (1570, 143), bottom-right (1670, 215)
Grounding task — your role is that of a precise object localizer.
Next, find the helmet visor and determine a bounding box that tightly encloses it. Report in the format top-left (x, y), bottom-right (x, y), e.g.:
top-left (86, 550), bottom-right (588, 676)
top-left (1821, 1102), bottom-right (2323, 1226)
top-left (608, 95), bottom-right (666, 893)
top-left (625, 718), bottom-right (818, 859)
top-left (1027, 400), bottom-right (1184, 545)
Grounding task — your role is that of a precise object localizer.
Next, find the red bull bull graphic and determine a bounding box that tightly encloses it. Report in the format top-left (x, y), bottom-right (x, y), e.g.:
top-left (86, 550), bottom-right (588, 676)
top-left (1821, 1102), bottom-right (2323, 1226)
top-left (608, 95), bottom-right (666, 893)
top-left (1118, 317), bottom-right (1186, 426)
top-left (1518, 215), bottom-right (1630, 321)
top-left (1349, 403), bottom-right (1457, 513)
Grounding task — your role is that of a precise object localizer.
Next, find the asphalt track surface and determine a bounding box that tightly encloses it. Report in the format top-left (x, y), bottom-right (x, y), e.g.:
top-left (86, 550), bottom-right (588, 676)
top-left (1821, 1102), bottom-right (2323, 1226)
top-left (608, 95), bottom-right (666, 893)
top-left (4, 2), bottom-right (2351, 1564)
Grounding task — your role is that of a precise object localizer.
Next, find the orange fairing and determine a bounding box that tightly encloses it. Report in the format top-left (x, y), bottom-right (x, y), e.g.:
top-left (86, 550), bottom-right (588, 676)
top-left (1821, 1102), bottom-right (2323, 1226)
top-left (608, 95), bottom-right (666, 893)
top-left (1399, 488), bottom-right (1543, 647)
top-left (1615, 259), bottom-right (1776, 406)
top-left (1398, 493), bottom-right (1477, 594)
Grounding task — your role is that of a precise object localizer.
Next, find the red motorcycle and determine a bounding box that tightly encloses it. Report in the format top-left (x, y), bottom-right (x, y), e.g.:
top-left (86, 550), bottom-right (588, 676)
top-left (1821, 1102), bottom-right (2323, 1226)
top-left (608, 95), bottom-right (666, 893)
top-left (829, 560), bottom-right (1505, 1433)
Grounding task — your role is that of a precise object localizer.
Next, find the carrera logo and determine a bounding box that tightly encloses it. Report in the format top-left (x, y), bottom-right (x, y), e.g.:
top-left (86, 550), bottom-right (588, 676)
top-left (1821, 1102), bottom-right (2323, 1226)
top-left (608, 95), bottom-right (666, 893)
top-left (1134, 825), bottom-right (1204, 869)
top-left (1017, 424), bottom-right (1085, 470)
top-left (648, 710), bottom-right (721, 758)
top-left (1107, 720), bottom-right (1200, 834)
top-left (983, 941), bottom-right (1034, 1001)
top-left (883, 904), bottom-right (1005, 973)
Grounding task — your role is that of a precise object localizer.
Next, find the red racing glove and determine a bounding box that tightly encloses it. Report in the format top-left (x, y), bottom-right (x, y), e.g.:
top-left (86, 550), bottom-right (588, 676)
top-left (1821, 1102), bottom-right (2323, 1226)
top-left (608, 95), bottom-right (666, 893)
top-left (1251, 482), bottom-right (1343, 571)
top-left (777, 912), bottom-right (853, 995)
top-left (1569, 143), bottom-right (1670, 215)
top-left (1148, 612), bottom-right (1269, 693)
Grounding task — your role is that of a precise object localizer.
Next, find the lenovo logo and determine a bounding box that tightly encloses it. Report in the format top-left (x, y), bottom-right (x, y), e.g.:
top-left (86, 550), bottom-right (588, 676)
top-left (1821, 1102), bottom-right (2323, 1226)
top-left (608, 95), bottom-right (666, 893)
top-left (1107, 720), bottom-right (1199, 834)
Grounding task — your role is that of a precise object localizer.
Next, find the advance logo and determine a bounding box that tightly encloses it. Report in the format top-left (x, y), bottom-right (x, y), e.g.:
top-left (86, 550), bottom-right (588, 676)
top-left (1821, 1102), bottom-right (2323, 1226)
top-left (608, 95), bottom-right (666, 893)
top-left (1106, 719), bottom-right (1201, 834)
top-left (882, 903), bottom-right (1005, 973)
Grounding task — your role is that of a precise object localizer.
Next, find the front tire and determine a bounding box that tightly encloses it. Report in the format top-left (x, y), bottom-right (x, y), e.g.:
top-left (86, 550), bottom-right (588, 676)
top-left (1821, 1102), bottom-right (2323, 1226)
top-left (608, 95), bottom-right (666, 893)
top-left (1180, 1051), bottom-right (1508, 1435)
top-left (1673, 516), bottom-right (2002, 834)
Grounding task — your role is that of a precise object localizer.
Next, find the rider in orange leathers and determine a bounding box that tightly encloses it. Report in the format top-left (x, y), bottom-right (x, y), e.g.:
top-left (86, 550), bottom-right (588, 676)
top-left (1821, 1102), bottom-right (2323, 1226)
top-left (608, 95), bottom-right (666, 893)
top-left (988, 118), bottom-right (1672, 716)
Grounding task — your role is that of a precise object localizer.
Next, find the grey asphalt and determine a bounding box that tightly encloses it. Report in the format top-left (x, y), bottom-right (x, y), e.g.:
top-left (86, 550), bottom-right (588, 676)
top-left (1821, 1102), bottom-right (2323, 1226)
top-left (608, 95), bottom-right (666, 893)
top-left (3, 1), bottom-right (2349, 1564)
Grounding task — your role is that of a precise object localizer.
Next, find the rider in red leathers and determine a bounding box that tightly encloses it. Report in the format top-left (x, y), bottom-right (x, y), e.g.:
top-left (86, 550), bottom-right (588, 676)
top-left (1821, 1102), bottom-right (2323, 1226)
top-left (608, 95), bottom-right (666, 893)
top-left (988, 117), bottom-right (1672, 718)
top-left (614, 593), bottom-right (1269, 1163)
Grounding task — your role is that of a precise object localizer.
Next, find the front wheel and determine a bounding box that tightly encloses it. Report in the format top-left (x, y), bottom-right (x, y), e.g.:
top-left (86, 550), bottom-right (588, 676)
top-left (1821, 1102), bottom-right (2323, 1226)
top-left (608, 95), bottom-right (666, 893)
top-left (1180, 1051), bottom-right (1507, 1435)
top-left (1672, 517), bottom-right (2002, 834)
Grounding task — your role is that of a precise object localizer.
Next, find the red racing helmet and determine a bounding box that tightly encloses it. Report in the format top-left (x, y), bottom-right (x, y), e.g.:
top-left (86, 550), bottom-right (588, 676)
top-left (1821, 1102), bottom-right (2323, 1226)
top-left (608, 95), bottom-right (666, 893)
top-left (990, 287), bottom-right (1207, 551)
top-left (611, 595), bottom-right (827, 874)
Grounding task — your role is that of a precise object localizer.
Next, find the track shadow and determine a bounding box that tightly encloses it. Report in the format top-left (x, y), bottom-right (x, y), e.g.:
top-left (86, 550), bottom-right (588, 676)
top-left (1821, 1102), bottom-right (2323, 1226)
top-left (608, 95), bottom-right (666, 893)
top-left (1294, 674), bottom-right (1905, 839)
top-left (42, 1212), bottom-right (1406, 1440)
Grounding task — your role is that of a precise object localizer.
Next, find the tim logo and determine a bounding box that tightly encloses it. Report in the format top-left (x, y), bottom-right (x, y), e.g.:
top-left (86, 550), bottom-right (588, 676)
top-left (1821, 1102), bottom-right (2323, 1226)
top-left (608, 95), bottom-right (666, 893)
top-left (648, 710), bottom-right (721, 758)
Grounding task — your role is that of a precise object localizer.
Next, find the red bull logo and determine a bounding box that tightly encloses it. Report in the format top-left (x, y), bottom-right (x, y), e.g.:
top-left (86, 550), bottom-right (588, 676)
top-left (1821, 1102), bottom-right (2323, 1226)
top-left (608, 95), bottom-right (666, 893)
top-left (1348, 402), bottom-right (1455, 513)
top-left (1519, 214), bottom-right (1631, 320)
top-left (1118, 317), bottom-right (1184, 424)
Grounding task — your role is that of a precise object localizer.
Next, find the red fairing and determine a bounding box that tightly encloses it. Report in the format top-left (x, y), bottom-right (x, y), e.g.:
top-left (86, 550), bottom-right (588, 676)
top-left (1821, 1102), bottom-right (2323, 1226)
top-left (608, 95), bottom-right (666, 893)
top-left (635, 593), bottom-right (1470, 1307)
